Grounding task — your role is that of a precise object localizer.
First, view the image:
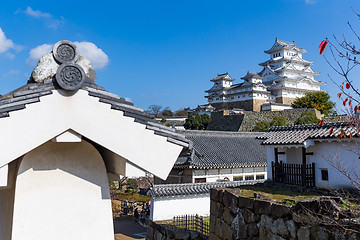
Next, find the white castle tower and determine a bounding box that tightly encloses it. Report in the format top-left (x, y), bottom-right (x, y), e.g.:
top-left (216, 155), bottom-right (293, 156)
top-left (205, 38), bottom-right (324, 112)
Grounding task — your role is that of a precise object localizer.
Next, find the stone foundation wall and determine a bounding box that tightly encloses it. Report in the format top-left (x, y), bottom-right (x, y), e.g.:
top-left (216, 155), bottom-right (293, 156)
top-left (253, 99), bottom-right (269, 112)
top-left (276, 96), bottom-right (296, 105)
top-left (211, 100), bottom-right (254, 112)
top-left (210, 187), bottom-right (360, 240)
top-left (147, 220), bottom-right (205, 240)
top-left (207, 108), bottom-right (320, 132)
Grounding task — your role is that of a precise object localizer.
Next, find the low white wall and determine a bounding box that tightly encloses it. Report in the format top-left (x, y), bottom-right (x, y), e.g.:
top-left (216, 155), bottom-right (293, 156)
top-left (11, 140), bottom-right (114, 240)
top-left (267, 141), bottom-right (360, 190)
top-left (308, 141), bottom-right (360, 189)
top-left (151, 194), bottom-right (209, 221)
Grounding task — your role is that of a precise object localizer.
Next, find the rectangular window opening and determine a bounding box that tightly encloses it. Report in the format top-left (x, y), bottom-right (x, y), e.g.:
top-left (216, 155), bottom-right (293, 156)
top-left (195, 178), bottom-right (206, 183)
top-left (256, 174), bottom-right (265, 180)
top-left (245, 175), bottom-right (254, 181)
top-left (321, 169), bottom-right (329, 181)
top-left (233, 176), bottom-right (243, 181)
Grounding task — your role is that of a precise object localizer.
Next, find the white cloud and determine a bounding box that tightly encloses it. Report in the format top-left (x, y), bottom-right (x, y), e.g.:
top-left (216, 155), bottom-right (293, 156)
top-left (3, 70), bottom-right (19, 78)
top-left (27, 41), bottom-right (109, 70)
top-left (0, 28), bottom-right (15, 54)
top-left (22, 6), bottom-right (64, 30)
top-left (26, 44), bottom-right (53, 66)
top-left (25, 6), bottom-right (51, 18)
top-left (74, 41), bottom-right (109, 69)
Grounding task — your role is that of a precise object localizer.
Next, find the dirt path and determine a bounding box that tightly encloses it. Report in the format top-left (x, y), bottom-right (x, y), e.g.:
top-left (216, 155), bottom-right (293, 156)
top-left (114, 219), bottom-right (147, 240)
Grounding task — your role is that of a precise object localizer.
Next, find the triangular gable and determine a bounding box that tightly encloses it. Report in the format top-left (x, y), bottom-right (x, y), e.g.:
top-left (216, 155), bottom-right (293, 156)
top-left (0, 89), bottom-right (187, 179)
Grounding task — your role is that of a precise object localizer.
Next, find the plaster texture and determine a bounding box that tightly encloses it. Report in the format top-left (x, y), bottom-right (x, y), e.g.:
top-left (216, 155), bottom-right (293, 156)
top-left (151, 194), bottom-right (210, 221)
top-left (0, 89), bottom-right (183, 180)
top-left (11, 140), bottom-right (114, 240)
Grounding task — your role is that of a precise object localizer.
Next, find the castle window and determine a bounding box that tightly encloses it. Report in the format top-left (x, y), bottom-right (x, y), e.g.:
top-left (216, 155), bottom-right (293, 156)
top-left (231, 97), bottom-right (234, 99)
top-left (233, 176), bottom-right (243, 181)
top-left (245, 175), bottom-right (254, 181)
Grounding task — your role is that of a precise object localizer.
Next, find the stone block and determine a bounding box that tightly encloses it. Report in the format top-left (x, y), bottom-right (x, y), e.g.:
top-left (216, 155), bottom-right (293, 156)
top-left (297, 226), bottom-right (310, 240)
top-left (247, 223), bottom-right (259, 236)
top-left (310, 226), bottom-right (329, 240)
top-left (223, 189), bottom-right (239, 214)
top-left (210, 214), bottom-right (216, 234)
top-left (242, 208), bottom-right (257, 223)
top-left (259, 226), bottom-right (266, 240)
top-left (210, 188), bottom-right (219, 202)
top-left (222, 222), bottom-right (233, 240)
top-left (260, 215), bottom-right (273, 230)
top-left (218, 188), bottom-right (225, 204)
top-left (215, 219), bottom-right (224, 237)
top-left (223, 208), bottom-right (235, 225)
top-left (271, 218), bottom-right (289, 237)
top-left (210, 200), bottom-right (217, 216)
top-left (174, 231), bottom-right (190, 240)
top-left (147, 225), bottom-right (154, 240)
top-left (285, 220), bottom-right (297, 239)
top-left (154, 230), bottom-right (163, 240)
top-left (216, 202), bottom-right (224, 218)
top-left (209, 233), bottom-right (220, 240)
top-left (231, 212), bottom-right (246, 239)
top-left (254, 199), bottom-right (272, 215)
top-left (271, 203), bottom-right (290, 218)
top-left (189, 231), bottom-right (199, 240)
top-left (238, 196), bottom-right (255, 209)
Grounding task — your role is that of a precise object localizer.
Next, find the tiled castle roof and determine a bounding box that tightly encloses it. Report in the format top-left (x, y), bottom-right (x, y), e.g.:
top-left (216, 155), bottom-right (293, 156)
top-left (174, 130), bottom-right (267, 169)
top-left (0, 78), bottom-right (191, 148)
top-left (257, 122), bottom-right (357, 145)
top-left (150, 180), bottom-right (264, 197)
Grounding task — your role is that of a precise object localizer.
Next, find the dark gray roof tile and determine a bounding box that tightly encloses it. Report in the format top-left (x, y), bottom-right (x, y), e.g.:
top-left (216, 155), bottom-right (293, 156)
top-left (257, 122), bottom-right (356, 145)
top-left (150, 180), bottom-right (265, 197)
top-left (0, 79), bottom-right (191, 149)
top-left (174, 130), bottom-right (267, 169)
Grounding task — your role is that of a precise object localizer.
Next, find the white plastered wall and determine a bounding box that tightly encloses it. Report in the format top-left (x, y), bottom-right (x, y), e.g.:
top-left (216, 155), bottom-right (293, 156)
top-left (0, 89), bottom-right (183, 180)
top-left (266, 141), bottom-right (360, 189)
top-left (11, 140), bottom-right (114, 240)
top-left (151, 194), bottom-right (210, 221)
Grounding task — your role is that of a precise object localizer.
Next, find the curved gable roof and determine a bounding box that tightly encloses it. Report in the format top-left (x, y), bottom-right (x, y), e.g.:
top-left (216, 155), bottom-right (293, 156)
top-left (0, 79), bottom-right (191, 179)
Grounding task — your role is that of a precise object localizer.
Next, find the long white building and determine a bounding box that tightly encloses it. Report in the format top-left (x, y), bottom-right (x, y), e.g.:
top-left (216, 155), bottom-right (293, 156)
top-left (205, 38), bottom-right (324, 111)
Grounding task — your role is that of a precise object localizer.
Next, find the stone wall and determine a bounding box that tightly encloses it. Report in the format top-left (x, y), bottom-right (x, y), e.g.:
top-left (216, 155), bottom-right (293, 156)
top-left (276, 96), bottom-right (296, 105)
top-left (147, 220), bottom-right (205, 240)
top-left (211, 100), bottom-right (254, 112)
top-left (207, 108), bottom-right (320, 132)
top-left (209, 187), bottom-right (360, 240)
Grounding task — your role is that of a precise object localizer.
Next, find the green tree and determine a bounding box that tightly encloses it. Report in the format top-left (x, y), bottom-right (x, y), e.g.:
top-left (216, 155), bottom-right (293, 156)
top-left (253, 121), bottom-right (270, 132)
top-left (270, 116), bottom-right (286, 127)
top-left (125, 179), bottom-right (138, 194)
top-left (291, 91), bottom-right (335, 116)
top-left (184, 113), bottom-right (211, 130)
top-left (161, 108), bottom-right (173, 117)
top-left (160, 117), bottom-right (166, 123)
top-left (294, 112), bottom-right (320, 125)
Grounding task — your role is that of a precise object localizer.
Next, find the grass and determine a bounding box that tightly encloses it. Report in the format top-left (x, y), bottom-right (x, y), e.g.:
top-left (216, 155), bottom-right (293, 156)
top-left (114, 192), bottom-right (151, 203)
top-left (237, 185), bottom-right (326, 205)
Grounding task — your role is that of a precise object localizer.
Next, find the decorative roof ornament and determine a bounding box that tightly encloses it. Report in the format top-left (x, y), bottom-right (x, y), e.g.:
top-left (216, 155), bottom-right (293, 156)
top-left (53, 40), bottom-right (79, 64)
top-left (52, 40), bottom-right (86, 91)
top-left (31, 40), bottom-right (96, 86)
top-left (55, 63), bottom-right (86, 91)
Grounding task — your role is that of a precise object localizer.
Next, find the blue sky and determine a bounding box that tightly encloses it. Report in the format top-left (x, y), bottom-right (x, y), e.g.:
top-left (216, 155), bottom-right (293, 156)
top-left (0, 0), bottom-right (359, 112)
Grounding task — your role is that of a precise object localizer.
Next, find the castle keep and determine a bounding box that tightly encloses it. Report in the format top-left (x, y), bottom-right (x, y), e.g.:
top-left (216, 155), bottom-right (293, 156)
top-left (205, 39), bottom-right (324, 112)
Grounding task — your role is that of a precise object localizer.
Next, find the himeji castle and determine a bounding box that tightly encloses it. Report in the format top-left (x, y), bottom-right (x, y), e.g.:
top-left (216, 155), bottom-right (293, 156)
top-left (205, 38), bottom-right (325, 112)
